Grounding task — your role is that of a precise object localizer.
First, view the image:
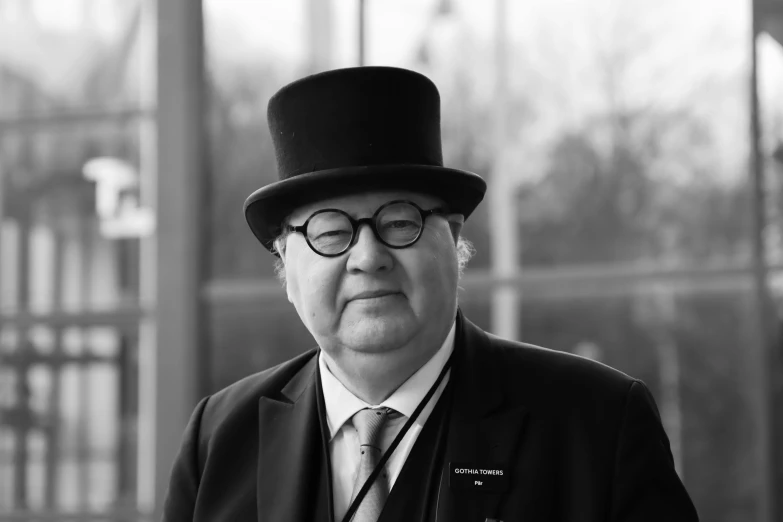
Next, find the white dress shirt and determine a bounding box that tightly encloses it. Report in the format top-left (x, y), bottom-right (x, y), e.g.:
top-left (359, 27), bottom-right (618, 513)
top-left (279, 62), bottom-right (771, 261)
top-left (318, 322), bottom-right (455, 522)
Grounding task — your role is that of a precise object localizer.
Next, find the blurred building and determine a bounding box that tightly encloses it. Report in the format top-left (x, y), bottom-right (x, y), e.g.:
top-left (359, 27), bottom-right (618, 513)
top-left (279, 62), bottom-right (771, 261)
top-left (0, 0), bottom-right (782, 521)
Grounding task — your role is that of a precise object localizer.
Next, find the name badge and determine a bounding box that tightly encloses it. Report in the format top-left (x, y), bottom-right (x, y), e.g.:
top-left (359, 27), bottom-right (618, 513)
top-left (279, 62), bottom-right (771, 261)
top-left (449, 462), bottom-right (510, 493)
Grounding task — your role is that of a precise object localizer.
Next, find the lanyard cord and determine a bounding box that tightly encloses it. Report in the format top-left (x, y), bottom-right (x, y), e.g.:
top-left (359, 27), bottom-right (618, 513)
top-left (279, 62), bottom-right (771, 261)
top-left (339, 350), bottom-right (455, 522)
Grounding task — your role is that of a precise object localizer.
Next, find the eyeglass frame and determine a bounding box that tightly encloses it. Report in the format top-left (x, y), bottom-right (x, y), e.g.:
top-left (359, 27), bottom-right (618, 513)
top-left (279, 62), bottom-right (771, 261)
top-left (281, 199), bottom-right (449, 258)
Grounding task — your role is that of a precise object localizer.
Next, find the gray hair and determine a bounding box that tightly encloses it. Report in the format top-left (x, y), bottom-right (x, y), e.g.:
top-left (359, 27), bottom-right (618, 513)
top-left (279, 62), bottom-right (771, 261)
top-left (272, 232), bottom-right (475, 286)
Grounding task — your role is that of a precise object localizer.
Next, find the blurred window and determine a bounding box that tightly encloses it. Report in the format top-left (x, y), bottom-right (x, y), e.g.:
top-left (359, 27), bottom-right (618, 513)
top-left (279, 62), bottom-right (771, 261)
top-left (0, 0), bottom-right (154, 519)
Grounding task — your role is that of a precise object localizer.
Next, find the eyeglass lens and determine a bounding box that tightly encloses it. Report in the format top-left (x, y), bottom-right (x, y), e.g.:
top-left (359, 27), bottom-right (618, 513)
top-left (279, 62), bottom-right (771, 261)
top-left (307, 202), bottom-right (424, 255)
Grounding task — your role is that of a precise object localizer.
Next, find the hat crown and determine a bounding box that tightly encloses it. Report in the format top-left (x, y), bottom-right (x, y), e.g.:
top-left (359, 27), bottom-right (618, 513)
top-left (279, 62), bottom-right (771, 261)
top-left (267, 66), bottom-right (444, 180)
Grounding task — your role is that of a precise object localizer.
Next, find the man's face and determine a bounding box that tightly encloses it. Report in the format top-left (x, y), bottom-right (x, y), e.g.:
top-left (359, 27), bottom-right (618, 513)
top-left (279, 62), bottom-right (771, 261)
top-left (281, 190), bottom-right (462, 357)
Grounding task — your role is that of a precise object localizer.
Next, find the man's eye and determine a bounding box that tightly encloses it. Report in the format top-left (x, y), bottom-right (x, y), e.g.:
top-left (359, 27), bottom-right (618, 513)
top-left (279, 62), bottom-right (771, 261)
top-left (315, 230), bottom-right (350, 239)
top-left (386, 220), bottom-right (417, 229)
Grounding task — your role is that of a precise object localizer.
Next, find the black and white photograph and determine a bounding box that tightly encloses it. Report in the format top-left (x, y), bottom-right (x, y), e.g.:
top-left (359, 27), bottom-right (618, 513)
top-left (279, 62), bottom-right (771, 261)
top-left (1, 1), bottom-right (782, 521)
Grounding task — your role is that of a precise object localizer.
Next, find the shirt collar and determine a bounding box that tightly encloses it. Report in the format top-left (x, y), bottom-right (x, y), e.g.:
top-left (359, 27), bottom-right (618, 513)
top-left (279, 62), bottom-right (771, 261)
top-left (318, 321), bottom-right (456, 441)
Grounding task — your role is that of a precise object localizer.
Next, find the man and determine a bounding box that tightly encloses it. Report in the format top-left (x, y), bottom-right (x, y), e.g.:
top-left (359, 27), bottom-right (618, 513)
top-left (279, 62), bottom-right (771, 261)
top-left (162, 66), bottom-right (699, 521)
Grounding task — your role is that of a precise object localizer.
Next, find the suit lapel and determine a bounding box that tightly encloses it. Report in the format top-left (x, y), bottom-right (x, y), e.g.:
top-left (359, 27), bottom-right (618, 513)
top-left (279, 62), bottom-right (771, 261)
top-left (437, 312), bottom-right (529, 522)
top-left (257, 353), bottom-right (330, 522)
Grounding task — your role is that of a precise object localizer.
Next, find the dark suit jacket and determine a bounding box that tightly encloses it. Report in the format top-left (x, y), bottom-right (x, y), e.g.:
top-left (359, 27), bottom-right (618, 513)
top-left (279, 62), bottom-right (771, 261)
top-left (162, 312), bottom-right (699, 521)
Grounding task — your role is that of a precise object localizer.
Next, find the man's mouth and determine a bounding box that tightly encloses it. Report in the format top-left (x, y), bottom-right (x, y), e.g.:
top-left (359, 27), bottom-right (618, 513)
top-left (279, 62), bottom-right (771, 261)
top-left (351, 290), bottom-right (401, 301)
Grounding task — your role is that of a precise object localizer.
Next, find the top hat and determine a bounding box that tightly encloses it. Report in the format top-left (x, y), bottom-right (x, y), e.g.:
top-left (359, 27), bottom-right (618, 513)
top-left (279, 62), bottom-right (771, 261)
top-left (243, 66), bottom-right (487, 252)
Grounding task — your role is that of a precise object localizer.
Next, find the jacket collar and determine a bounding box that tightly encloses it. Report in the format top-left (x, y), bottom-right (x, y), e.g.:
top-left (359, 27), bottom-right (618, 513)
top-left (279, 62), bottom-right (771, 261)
top-left (257, 353), bottom-right (331, 522)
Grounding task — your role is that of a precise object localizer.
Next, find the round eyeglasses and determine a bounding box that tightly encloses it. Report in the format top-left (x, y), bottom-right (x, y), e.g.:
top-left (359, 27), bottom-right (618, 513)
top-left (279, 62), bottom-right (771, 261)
top-left (284, 200), bottom-right (447, 257)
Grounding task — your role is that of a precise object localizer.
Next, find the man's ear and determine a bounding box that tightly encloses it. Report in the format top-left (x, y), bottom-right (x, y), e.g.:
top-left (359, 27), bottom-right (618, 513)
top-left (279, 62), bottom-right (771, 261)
top-left (445, 214), bottom-right (465, 244)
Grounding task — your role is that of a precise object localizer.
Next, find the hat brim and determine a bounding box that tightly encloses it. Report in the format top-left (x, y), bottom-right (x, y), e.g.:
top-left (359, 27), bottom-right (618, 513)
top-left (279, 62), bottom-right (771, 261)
top-left (243, 164), bottom-right (487, 252)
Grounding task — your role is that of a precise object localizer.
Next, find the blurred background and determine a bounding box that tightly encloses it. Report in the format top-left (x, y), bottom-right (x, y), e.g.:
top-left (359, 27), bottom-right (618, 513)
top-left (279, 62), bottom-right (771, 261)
top-left (0, 0), bottom-right (782, 520)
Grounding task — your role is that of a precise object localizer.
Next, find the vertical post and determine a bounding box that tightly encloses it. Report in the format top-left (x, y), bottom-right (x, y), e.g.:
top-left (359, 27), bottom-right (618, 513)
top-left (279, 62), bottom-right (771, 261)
top-left (136, 0), bottom-right (157, 512)
top-left (657, 336), bottom-right (682, 474)
top-left (775, 142), bottom-right (783, 522)
top-left (0, 150), bottom-right (4, 258)
top-left (0, 139), bottom-right (5, 508)
top-left (117, 331), bottom-right (138, 507)
top-left (650, 287), bottom-right (683, 475)
top-left (307, 0), bottom-right (333, 73)
top-left (749, 3), bottom-right (776, 521)
top-left (489, 0), bottom-right (519, 340)
top-left (631, 287), bottom-right (682, 476)
top-left (153, 0), bottom-right (206, 517)
top-left (777, 227), bottom-right (783, 518)
top-left (13, 201), bottom-right (31, 510)
top-left (44, 219), bottom-right (64, 509)
top-left (70, 217), bottom-right (94, 508)
top-left (358, 0), bottom-right (366, 66)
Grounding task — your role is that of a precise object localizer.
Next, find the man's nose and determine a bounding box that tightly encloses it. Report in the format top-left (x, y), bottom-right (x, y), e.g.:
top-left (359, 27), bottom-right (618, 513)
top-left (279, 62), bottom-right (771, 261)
top-left (346, 223), bottom-right (393, 273)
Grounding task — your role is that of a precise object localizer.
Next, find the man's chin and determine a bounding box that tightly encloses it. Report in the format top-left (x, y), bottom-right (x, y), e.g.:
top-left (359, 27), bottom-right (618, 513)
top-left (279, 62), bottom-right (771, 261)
top-left (344, 293), bottom-right (406, 316)
top-left (339, 318), bottom-right (416, 354)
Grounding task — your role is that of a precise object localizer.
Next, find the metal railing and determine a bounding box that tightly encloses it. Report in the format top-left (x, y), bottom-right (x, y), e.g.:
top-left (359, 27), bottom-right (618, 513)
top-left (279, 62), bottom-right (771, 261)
top-left (0, 304), bottom-right (147, 518)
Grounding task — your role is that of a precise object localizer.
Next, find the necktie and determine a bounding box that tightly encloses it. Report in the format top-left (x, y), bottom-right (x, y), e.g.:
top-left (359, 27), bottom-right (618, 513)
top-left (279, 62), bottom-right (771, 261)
top-left (349, 407), bottom-right (393, 521)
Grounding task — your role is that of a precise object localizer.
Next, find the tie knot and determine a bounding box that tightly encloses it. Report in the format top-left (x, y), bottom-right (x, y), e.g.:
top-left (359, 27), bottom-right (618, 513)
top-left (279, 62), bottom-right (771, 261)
top-left (352, 408), bottom-right (393, 448)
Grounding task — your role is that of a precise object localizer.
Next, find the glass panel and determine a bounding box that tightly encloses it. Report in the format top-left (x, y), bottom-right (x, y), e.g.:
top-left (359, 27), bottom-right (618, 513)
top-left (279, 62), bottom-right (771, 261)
top-left (505, 1), bottom-right (750, 266)
top-left (360, 0), bottom-right (753, 267)
top-left (0, 0), bottom-right (149, 114)
top-left (460, 282), bottom-right (763, 521)
top-left (208, 295), bottom-right (311, 392)
top-left (0, 3), bottom-right (151, 512)
top-left (1, 127), bottom-right (145, 318)
top-left (205, 2), bottom-right (771, 522)
top-left (758, 34), bottom-right (783, 265)
top-left (204, 0), bottom-right (366, 280)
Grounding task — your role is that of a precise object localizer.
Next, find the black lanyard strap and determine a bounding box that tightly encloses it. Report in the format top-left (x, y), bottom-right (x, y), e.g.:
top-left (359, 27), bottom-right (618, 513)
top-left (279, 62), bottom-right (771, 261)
top-left (340, 350), bottom-right (454, 522)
